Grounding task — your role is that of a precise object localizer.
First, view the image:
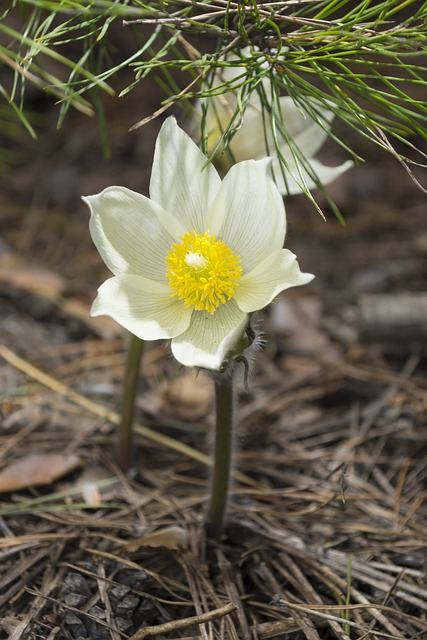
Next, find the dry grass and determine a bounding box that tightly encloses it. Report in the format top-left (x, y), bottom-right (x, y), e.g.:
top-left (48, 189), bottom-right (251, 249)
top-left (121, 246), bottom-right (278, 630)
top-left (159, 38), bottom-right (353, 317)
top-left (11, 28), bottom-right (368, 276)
top-left (1, 325), bottom-right (426, 639)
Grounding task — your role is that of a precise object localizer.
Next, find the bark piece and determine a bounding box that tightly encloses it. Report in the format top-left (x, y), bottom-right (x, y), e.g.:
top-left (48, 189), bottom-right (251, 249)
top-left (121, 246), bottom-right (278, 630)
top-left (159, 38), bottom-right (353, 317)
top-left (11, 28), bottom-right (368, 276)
top-left (357, 292), bottom-right (427, 343)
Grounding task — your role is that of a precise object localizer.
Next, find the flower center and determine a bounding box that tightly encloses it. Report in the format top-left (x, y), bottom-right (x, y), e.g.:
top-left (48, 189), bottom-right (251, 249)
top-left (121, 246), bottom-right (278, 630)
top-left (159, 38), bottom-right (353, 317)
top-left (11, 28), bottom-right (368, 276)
top-left (166, 231), bottom-right (242, 313)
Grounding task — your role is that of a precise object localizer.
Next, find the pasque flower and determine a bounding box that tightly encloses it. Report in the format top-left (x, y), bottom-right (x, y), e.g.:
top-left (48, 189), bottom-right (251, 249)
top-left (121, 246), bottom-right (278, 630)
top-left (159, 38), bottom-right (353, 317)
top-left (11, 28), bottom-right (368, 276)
top-left (84, 117), bottom-right (313, 370)
top-left (204, 49), bottom-right (353, 195)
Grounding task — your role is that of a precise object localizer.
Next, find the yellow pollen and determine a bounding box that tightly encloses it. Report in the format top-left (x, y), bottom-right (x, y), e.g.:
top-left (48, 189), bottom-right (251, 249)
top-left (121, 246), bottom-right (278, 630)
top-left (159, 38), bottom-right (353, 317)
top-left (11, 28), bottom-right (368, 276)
top-left (166, 231), bottom-right (242, 313)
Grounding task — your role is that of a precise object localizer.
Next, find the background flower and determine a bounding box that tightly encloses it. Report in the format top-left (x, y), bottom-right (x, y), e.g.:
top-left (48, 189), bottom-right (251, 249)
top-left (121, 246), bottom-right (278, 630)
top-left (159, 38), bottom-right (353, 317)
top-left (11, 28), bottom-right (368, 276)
top-left (202, 48), bottom-right (353, 195)
top-left (84, 117), bottom-right (313, 370)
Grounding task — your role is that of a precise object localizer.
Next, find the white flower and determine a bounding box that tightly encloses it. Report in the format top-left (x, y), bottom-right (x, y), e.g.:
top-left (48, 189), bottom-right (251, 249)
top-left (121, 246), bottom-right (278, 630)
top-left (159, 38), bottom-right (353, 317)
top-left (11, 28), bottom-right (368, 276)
top-left (204, 48), bottom-right (353, 195)
top-left (84, 117), bottom-right (314, 370)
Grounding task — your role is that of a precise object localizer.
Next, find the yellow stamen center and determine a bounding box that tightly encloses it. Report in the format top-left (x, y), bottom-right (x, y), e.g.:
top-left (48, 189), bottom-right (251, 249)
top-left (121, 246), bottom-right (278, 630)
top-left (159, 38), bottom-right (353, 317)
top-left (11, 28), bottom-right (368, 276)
top-left (166, 231), bottom-right (242, 313)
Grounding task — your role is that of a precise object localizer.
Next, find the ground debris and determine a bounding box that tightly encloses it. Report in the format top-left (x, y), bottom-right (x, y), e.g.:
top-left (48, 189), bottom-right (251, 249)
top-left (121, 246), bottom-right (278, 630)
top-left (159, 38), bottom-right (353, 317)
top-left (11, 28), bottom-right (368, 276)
top-left (357, 292), bottom-right (427, 344)
top-left (1, 74), bottom-right (427, 640)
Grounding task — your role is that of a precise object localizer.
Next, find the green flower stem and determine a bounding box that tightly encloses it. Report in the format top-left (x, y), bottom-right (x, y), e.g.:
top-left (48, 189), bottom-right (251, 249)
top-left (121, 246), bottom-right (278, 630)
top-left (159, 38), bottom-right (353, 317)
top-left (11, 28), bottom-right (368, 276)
top-left (205, 372), bottom-right (235, 540)
top-left (118, 334), bottom-right (144, 472)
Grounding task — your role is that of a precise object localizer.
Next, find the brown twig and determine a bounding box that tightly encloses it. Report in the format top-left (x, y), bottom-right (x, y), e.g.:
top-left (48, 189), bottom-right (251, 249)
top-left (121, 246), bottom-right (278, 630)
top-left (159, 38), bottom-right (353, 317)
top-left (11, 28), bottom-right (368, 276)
top-left (129, 601), bottom-right (238, 639)
top-left (0, 345), bottom-right (257, 487)
top-left (128, 72), bottom-right (204, 131)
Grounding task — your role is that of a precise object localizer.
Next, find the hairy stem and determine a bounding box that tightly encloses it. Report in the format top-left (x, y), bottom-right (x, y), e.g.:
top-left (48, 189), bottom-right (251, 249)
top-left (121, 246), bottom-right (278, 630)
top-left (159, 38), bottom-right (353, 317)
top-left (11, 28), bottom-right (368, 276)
top-left (118, 334), bottom-right (144, 472)
top-left (205, 373), bottom-right (235, 540)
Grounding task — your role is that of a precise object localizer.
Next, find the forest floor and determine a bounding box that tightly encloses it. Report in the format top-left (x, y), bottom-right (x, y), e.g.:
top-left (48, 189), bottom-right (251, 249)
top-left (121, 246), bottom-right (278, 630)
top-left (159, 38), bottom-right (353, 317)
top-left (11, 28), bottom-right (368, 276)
top-left (0, 81), bottom-right (426, 640)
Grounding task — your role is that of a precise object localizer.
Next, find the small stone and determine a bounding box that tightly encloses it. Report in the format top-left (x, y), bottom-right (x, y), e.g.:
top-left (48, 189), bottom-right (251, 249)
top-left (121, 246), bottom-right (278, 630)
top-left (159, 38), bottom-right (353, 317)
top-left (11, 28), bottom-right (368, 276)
top-left (115, 616), bottom-right (133, 633)
top-left (63, 572), bottom-right (93, 596)
top-left (133, 600), bottom-right (156, 629)
top-left (116, 569), bottom-right (151, 589)
top-left (116, 594), bottom-right (140, 616)
top-left (64, 592), bottom-right (87, 608)
top-left (109, 583), bottom-right (131, 607)
top-left (88, 605), bottom-right (107, 620)
top-left (86, 606), bottom-right (109, 640)
top-left (64, 612), bottom-right (86, 637)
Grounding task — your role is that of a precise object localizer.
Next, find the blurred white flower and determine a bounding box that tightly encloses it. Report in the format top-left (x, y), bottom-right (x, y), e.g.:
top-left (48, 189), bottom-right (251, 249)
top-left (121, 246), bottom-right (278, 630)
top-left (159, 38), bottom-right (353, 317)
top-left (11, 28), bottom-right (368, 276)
top-left (84, 117), bottom-right (313, 370)
top-left (203, 49), bottom-right (353, 195)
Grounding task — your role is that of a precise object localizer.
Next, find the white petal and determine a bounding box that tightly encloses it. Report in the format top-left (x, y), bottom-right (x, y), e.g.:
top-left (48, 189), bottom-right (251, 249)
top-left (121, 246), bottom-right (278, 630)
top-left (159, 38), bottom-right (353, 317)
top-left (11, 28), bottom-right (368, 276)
top-left (206, 58), bottom-right (267, 163)
top-left (223, 97), bottom-right (266, 163)
top-left (208, 159), bottom-right (286, 273)
top-left (150, 117), bottom-right (222, 233)
top-left (214, 63), bottom-right (248, 87)
top-left (206, 93), bottom-right (239, 153)
top-left (205, 91), bottom-right (352, 195)
top-left (91, 275), bottom-right (192, 340)
top-left (272, 96), bottom-right (334, 160)
top-left (208, 94), bottom-right (335, 167)
top-left (213, 46), bottom-right (268, 86)
top-left (272, 156), bottom-right (354, 195)
top-left (218, 47), bottom-right (258, 82)
top-left (235, 249), bottom-right (314, 312)
top-left (171, 300), bottom-right (248, 370)
top-left (85, 186), bottom-right (183, 280)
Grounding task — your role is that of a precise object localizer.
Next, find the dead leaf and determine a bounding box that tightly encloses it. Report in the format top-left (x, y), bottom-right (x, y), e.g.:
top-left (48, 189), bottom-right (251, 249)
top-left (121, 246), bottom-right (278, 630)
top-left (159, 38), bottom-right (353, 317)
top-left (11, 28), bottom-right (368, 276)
top-left (139, 369), bottom-right (213, 421)
top-left (0, 252), bottom-right (65, 298)
top-left (271, 295), bottom-right (331, 353)
top-left (0, 251), bottom-right (119, 339)
top-left (79, 482), bottom-right (101, 506)
top-left (0, 615), bottom-right (21, 635)
top-left (61, 296), bottom-right (122, 339)
top-left (74, 466), bottom-right (113, 506)
top-left (0, 454), bottom-right (82, 493)
top-left (118, 526), bottom-right (189, 553)
top-left (162, 370), bottom-right (213, 420)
